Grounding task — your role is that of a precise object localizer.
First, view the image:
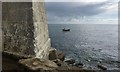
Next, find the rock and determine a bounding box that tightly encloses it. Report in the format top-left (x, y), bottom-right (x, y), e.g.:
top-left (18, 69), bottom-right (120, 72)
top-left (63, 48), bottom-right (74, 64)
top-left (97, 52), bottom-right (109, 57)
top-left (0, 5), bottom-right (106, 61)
top-left (75, 63), bottom-right (84, 68)
top-left (98, 59), bottom-right (103, 63)
top-left (53, 59), bottom-right (70, 70)
top-left (49, 47), bottom-right (66, 61)
top-left (65, 59), bottom-right (75, 65)
top-left (19, 58), bottom-right (58, 70)
top-left (53, 59), bottom-right (60, 63)
top-left (97, 65), bottom-right (107, 70)
top-left (49, 50), bottom-right (57, 60)
top-left (69, 66), bottom-right (95, 72)
top-left (98, 48), bottom-right (102, 51)
top-left (56, 51), bottom-right (66, 61)
top-left (53, 59), bottom-right (69, 67)
top-left (69, 66), bottom-right (81, 70)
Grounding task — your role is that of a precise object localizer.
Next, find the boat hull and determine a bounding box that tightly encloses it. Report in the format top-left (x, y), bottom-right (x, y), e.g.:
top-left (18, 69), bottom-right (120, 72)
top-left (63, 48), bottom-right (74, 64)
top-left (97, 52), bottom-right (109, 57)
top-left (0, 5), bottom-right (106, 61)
top-left (63, 29), bottom-right (70, 31)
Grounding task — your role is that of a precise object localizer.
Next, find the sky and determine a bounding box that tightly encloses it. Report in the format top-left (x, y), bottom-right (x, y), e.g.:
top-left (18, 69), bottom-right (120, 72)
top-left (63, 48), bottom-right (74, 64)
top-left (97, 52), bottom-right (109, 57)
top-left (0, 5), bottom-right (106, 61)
top-left (45, 0), bottom-right (119, 24)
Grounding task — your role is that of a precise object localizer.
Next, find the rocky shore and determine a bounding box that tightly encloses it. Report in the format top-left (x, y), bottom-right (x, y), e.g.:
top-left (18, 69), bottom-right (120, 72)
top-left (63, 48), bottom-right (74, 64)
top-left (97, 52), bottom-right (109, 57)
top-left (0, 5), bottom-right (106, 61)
top-left (2, 47), bottom-right (96, 72)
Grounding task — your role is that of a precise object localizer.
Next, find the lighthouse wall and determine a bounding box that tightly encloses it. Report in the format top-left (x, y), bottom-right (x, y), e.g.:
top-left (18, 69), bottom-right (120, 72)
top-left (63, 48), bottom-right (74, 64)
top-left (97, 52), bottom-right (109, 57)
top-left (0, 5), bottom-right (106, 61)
top-left (2, 2), bottom-right (51, 59)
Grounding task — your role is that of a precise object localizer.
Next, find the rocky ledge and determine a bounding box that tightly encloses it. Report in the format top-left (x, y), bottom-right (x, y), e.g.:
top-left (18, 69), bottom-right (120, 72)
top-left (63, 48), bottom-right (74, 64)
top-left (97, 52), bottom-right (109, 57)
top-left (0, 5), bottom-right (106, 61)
top-left (2, 47), bottom-right (95, 72)
top-left (19, 58), bottom-right (94, 72)
top-left (18, 47), bottom-right (94, 72)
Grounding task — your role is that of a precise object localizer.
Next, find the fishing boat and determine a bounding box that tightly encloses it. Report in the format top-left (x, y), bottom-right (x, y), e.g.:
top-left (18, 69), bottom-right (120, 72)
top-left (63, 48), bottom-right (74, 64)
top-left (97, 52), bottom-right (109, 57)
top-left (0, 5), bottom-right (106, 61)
top-left (63, 28), bottom-right (70, 31)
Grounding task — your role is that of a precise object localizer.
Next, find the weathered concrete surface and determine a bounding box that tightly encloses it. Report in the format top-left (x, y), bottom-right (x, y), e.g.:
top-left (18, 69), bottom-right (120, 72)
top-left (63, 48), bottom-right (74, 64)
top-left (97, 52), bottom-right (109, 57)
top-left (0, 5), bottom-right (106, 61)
top-left (2, 2), bottom-right (51, 59)
top-left (2, 2), bottom-right (35, 56)
top-left (33, 2), bottom-right (51, 59)
top-left (2, 51), bottom-right (33, 60)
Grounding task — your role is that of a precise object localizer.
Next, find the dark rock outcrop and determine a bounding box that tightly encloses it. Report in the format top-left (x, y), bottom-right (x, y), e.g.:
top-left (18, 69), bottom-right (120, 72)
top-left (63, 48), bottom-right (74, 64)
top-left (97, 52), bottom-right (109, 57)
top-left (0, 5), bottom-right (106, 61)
top-left (56, 51), bottom-right (66, 61)
top-left (49, 47), bottom-right (57, 60)
top-left (3, 50), bottom-right (95, 72)
top-left (49, 47), bottom-right (66, 61)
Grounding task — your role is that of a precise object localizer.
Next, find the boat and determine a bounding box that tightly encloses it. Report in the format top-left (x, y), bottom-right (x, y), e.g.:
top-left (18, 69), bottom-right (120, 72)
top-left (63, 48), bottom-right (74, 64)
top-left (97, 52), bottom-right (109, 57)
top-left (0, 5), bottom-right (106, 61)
top-left (63, 28), bottom-right (70, 31)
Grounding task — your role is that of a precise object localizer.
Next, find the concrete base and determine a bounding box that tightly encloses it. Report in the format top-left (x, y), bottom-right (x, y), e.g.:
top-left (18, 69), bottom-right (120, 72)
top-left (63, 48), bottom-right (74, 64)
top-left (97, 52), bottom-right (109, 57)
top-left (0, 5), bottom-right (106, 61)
top-left (35, 38), bottom-right (51, 59)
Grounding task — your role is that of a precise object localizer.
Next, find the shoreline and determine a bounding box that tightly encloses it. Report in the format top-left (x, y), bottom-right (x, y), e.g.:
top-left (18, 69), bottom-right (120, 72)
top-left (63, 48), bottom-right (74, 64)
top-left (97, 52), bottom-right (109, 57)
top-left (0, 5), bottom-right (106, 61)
top-left (2, 47), bottom-right (120, 72)
top-left (2, 47), bottom-right (95, 72)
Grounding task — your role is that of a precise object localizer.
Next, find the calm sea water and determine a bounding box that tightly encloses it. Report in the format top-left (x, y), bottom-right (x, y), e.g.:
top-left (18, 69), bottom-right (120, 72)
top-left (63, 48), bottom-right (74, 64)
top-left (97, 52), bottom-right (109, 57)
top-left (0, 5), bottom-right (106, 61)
top-left (48, 24), bottom-right (118, 70)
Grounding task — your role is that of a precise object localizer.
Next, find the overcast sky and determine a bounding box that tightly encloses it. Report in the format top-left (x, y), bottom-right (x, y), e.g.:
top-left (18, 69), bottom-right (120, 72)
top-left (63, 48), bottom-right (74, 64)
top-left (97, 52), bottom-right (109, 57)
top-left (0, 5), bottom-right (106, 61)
top-left (45, 0), bottom-right (119, 24)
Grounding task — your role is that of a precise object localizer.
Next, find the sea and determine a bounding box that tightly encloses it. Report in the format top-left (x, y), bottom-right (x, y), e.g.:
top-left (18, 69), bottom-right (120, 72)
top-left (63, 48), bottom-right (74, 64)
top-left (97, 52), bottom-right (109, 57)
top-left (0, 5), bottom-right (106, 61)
top-left (48, 24), bottom-right (119, 70)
